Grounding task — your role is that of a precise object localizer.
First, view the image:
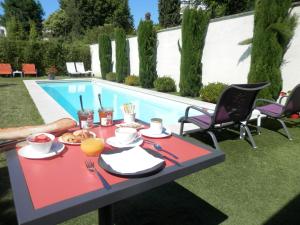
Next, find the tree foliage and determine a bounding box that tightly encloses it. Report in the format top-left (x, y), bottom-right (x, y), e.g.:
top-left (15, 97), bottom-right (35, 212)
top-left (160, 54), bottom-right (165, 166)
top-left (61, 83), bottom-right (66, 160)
top-left (0, 0), bottom-right (44, 36)
top-left (193, 0), bottom-right (254, 18)
top-left (158, 0), bottom-right (181, 28)
top-left (115, 28), bottom-right (129, 83)
top-left (179, 9), bottom-right (210, 97)
top-left (248, 0), bottom-right (297, 99)
top-left (137, 20), bottom-right (157, 88)
top-left (43, 10), bottom-right (70, 38)
top-left (99, 34), bottom-right (112, 79)
top-left (59, 0), bottom-right (133, 36)
top-left (5, 17), bottom-right (25, 40)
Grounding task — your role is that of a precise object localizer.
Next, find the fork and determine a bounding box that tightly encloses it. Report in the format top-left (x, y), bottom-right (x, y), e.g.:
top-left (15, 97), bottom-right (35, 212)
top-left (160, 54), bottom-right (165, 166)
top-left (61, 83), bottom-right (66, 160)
top-left (143, 140), bottom-right (178, 159)
top-left (85, 160), bottom-right (111, 190)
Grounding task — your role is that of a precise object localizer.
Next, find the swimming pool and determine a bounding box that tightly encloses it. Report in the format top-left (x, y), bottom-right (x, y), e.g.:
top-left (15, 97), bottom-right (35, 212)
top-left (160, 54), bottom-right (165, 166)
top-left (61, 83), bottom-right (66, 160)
top-left (38, 81), bottom-right (200, 125)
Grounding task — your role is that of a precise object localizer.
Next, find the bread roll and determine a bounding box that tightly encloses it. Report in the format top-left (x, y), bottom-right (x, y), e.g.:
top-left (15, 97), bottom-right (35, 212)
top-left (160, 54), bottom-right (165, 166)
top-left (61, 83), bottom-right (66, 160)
top-left (0, 118), bottom-right (77, 140)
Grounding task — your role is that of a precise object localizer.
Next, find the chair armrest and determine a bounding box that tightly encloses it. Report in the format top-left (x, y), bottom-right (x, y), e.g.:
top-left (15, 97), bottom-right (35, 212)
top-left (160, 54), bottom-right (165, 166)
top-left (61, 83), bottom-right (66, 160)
top-left (254, 98), bottom-right (283, 107)
top-left (184, 105), bottom-right (213, 118)
top-left (278, 95), bottom-right (288, 104)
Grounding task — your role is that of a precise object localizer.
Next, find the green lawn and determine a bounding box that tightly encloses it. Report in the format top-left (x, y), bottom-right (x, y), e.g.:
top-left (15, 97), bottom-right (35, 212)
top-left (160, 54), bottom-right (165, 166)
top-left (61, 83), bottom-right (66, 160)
top-left (0, 77), bottom-right (299, 225)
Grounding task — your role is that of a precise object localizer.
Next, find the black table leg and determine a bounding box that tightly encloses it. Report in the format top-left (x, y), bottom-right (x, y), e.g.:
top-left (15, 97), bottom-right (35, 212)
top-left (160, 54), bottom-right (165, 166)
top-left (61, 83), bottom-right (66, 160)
top-left (98, 204), bottom-right (114, 225)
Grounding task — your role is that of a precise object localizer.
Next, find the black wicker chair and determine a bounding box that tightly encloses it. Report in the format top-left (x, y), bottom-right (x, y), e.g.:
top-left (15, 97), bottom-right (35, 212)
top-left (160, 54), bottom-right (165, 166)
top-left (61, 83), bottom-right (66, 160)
top-left (255, 84), bottom-right (300, 140)
top-left (179, 83), bottom-right (269, 150)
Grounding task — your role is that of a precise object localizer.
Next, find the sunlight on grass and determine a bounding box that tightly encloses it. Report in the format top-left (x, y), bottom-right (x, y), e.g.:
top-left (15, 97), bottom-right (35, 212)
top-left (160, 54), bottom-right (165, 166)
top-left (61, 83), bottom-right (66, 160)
top-left (0, 77), bottom-right (299, 225)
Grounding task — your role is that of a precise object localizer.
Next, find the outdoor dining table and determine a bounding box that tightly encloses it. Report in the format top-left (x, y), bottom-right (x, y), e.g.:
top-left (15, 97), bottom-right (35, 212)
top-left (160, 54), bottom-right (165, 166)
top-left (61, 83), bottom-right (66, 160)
top-left (5, 120), bottom-right (225, 225)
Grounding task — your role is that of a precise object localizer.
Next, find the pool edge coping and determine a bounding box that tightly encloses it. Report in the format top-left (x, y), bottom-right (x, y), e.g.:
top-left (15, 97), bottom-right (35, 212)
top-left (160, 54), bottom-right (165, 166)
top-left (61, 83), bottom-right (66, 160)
top-left (24, 78), bottom-right (212, 133)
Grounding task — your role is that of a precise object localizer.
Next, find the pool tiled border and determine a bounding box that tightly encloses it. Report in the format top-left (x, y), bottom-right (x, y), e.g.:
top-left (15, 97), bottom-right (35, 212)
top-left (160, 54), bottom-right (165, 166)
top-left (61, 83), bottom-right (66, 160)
top-left (24, 78), bottom-right (216, 134)
top-left (24, 78), bottom-right (260, 134)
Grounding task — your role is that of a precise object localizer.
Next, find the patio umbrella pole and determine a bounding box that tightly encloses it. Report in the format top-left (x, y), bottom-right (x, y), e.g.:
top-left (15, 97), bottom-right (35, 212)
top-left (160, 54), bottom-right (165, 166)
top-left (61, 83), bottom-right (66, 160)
top-left (98, 205), bottom-right (114, 225)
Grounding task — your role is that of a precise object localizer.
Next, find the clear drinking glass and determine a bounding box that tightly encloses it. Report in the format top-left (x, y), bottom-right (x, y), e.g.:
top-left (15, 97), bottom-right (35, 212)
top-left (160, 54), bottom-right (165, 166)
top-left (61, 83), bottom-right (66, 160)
top-left (98, 108), bottom-right (113, 126)
top-left (78, 109), bottom-right (94, 129)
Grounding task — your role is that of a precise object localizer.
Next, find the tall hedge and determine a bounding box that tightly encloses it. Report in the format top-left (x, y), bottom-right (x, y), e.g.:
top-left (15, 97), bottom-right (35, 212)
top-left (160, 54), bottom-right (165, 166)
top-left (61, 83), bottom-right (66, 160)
top-left (0, 38), bottom-right (90, 76)
top-left (248, 0), bottom-right (297, 99)
top-left (179, 9), bottom-right (210, 97)
top-left (115, 28), bottom-right (129, 83)
top-left (137, 20), bottom-right (157, 88)
top-left (99, 34), bottom-right (112, 79)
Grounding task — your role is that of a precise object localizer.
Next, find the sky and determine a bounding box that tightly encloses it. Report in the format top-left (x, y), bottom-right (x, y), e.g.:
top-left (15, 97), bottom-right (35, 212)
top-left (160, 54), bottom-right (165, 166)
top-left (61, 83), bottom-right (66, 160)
top-left (0, 0), bottom-right (159, 28)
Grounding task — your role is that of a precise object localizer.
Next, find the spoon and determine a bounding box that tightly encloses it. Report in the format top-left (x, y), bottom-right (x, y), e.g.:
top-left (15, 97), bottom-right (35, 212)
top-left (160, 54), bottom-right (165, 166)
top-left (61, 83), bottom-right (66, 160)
top-left (79, 95), bottom-right (84, 111)
top-left (98, 94), bottom-right (103, 110)
top-left (144, 140), bottom-right (178, 159)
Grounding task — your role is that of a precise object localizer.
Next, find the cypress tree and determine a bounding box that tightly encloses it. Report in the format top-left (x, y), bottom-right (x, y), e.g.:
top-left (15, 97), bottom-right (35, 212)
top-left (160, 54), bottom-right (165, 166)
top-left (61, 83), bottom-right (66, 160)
top-left (179, 9), bottom-right (210, 97)
top-left (137, 20), bottom-right (157, 88)
top-left (115, 28), bottom-right (129, 83)
top-left (248, 0), bottom-right (297, 99)
top-left (158, 0), bottom-right (181, 28)
top-left (99, 34), bottom-right (112, 79)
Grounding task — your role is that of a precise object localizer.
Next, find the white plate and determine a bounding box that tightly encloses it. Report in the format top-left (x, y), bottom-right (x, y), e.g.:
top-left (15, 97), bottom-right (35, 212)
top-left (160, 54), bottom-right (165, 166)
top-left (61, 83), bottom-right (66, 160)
top-left (18, 142), bottom-right (65, 159)
top-left (58, 131), bottom-right (96, 145)
top-left (115, 122), bottom-right (144, 129)
top-left (106, 136), bottom-right (143, 148)
top-left (140, 128), bottom-right (172, 138)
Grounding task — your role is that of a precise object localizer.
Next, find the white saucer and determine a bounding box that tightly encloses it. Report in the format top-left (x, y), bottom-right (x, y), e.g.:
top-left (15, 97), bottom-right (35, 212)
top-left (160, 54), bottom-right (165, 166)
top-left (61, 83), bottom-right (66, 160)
top-left (18, 142), bottom-right (65, 159)
top-left (106, 136), bottom-right (143, 148)
top-left (115, 122), bottom-right (144, 129)
top-left (140, 128), bottom-right (172, 138)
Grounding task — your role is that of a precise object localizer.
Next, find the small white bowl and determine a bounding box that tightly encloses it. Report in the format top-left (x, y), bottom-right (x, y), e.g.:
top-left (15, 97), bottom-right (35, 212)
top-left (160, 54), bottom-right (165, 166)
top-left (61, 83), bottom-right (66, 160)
top-left (26, 133), bottom-right (55, 154)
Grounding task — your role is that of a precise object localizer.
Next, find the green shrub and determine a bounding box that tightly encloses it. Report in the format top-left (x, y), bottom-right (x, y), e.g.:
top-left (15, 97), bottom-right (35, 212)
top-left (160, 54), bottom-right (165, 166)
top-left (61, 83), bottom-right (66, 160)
top-left (106, 72), bottom-right (117, 81)
top-left (248, 0), bottom-right (297, 99)
top-left (0, 39), bottom-right (23, 69)
top-left (125, 75), bottom-right (140, 86)
top-left (200, 82), bottom-right (228, 103)
top-left (64, 41), bottom-right (91, 73)
top-left (0, 37), bottom-right (92, 76)
top-left (154, 76), bottom-right (176, 92)
top-left (115, 28), bottom-right (129, 83)
top-left (99, 34), bottom-right (112, 80)
top-left (137, 20), bottom-right (157, 88)
top-left (179, 8), bottom-right (210, 97)
top-left (43, 40), bottom-right (66, 75)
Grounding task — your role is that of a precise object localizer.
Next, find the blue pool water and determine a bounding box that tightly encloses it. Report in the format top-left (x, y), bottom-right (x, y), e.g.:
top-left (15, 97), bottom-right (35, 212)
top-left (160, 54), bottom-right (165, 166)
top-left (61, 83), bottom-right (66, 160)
top-left (39, 81), bottom-right (195, 125)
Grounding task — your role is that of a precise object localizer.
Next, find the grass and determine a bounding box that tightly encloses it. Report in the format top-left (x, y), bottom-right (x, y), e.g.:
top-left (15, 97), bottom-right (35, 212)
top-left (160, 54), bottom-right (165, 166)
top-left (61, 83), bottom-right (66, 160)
top-left (0, 77), bottom-right (300, 225)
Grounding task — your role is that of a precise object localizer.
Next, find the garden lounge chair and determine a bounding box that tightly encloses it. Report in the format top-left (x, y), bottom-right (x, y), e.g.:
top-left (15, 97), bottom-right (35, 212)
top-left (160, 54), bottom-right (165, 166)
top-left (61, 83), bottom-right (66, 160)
top-left (255, 84), bottom-right (300, 140)
top-left (0, 63), bottom-right (13, 76)
top-left (179, 82), bottom-right (269, 150)
top-left (75, 62), bottom-right (92, 76)
top-left (22, 64), bottom-right (37, 77)
top-left (66, 62), bottom-right (81, 76)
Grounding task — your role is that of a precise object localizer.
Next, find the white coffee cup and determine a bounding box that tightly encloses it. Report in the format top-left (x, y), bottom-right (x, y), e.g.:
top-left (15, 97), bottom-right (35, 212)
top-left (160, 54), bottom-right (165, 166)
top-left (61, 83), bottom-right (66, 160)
top-left (150, 118), bottom-right (163, 134)
top-left (115, 127), bottom-right (138, 144)
top-left (123, 113), bottom-right (136, 124)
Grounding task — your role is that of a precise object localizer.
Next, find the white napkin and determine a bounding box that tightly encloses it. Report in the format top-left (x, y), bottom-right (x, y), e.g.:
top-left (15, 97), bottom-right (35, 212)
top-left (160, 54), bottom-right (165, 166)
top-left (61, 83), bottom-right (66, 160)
top-left (101, 146), bottom-right (164, 173)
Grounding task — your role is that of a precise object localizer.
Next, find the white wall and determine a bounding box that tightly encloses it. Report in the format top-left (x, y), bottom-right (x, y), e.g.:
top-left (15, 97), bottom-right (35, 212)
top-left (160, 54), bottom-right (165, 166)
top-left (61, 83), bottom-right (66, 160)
top-left (282, 6), bottom-right (300, 92)
top-left (157, 28), bottom-right (182, 86)
top-left (128, 36), bottom-right (139, 75)
top-left (202, 14), bottom-right (253, 85)
top-left (90, 44), bottom-right (101, 77)
top-left (91, 5), bottom-right (300, 92)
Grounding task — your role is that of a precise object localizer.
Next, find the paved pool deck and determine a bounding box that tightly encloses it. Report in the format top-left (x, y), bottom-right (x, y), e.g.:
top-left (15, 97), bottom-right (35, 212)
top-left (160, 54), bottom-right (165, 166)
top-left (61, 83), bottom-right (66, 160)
top-left (24, 78), bottom-right (260, 134)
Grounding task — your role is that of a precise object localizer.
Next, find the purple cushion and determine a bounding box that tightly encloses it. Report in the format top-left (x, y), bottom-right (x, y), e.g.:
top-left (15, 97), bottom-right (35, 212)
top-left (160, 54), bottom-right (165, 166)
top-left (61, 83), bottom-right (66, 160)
top-left (187, 114), bottom-right (212, 129)
top-left (256, 104), bottom-right (283, 118)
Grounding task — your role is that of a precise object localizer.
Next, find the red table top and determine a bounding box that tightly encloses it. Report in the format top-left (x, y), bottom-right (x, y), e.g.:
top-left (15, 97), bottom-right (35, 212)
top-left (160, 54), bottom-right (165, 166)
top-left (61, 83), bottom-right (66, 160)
top-left (17, 124), bottom-right (211, 209)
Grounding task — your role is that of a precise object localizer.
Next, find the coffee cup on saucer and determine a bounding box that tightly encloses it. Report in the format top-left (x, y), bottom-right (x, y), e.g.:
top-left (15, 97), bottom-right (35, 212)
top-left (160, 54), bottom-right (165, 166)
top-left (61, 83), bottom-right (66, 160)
top-left (149, 118), bottom-right (163, 135)
top-left (115, 127), bottom-right (138, 144)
